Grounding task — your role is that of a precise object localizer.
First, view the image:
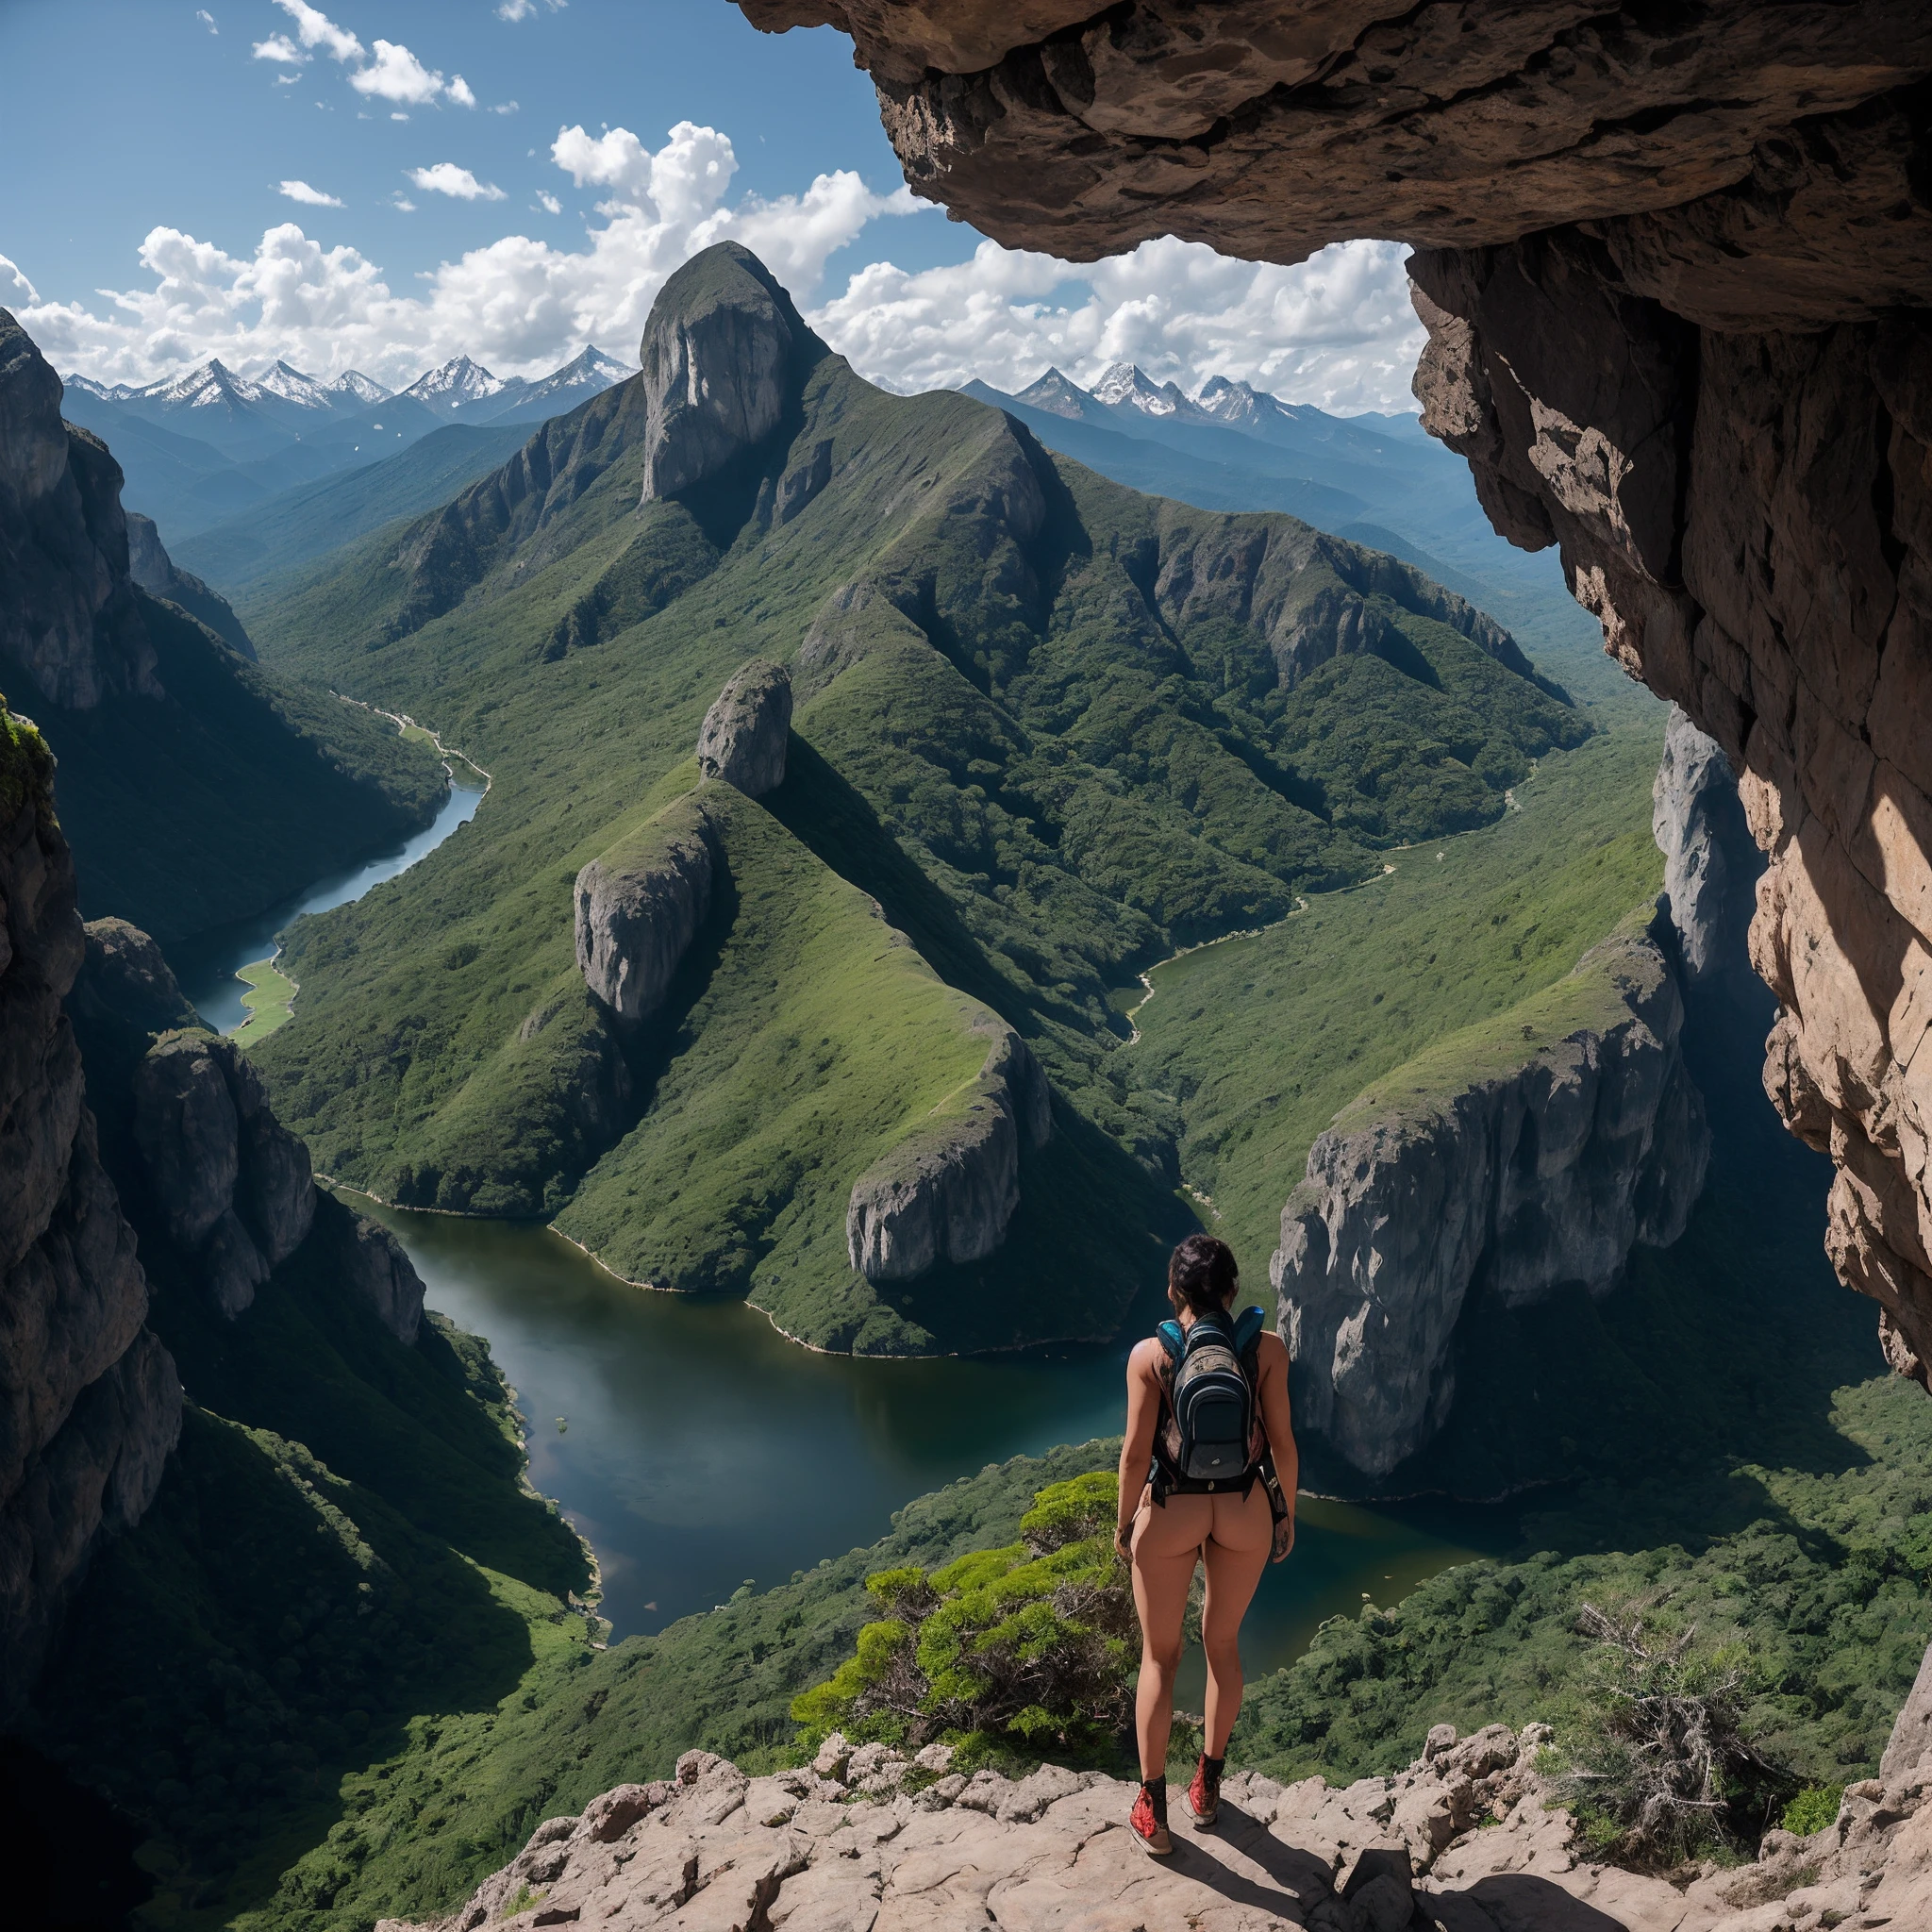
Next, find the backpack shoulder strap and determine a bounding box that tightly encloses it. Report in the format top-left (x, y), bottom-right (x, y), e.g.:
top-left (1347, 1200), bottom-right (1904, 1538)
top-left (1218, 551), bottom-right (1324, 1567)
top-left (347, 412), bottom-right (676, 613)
top-left (1233, 1305), bottom-right (1266, 1361)
top-left (1156, 1319), bottom-right (1185, 1365)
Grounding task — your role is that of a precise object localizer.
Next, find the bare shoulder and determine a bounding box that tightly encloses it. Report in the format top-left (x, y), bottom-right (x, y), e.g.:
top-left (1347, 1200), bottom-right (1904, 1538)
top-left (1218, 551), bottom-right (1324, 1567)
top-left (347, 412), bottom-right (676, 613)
top-left (1126, 1335), bottom-right (1167, 1381)
top-left (1255, 1327), bottom-right (1291, 1373)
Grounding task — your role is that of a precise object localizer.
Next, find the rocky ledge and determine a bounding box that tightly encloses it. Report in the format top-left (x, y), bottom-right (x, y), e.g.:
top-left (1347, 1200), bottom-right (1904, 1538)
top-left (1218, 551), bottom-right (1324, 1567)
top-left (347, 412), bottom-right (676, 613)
top-left (575, 792), bottom-right (719, 1024)
top-left (385, 1707), bottom-right (1932, 1932)
top-left (846, 1021), bottom-right (1053, 1283)
top-left (1274, 925), bottom-right (1707, 1478)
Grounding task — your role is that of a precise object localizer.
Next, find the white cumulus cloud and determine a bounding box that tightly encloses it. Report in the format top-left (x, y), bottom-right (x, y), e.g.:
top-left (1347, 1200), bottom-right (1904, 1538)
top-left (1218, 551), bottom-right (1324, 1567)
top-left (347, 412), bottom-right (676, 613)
top-left (408, 163), bottom-right (507, 202)
top-left (1, 254), bottom-right (42, 308)
top-left (536, 191), bottom-right (561, 215)
top-left (274, 0), bottom-right (362, 63)
top-left (196, 9), bottom-right (218, 33)
top-left (14, 121), bottom-right (1424, 415)
top-left (814, 235), bottom-right (1424, 414)
top-left (278, 179), bottom-right (344, 208)
top-left (447, 75), bottom-right (476, 108)
top-left (499, 0), bottom-right (566, 18)
top-left (252, 32), bottom-right (306, 63)
top-left (352, 40), bottom-right (446, 106)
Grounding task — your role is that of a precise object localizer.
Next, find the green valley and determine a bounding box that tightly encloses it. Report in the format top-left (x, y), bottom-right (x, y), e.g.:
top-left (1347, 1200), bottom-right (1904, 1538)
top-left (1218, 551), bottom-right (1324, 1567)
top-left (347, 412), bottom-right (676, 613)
top-left (237, 242), bottom-right (1598, 1356)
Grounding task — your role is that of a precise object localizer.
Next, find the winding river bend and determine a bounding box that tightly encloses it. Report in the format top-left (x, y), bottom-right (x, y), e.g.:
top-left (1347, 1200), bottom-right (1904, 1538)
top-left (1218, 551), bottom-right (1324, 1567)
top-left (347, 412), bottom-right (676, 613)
top-left (174, 739), bottom-right (1518, 1680)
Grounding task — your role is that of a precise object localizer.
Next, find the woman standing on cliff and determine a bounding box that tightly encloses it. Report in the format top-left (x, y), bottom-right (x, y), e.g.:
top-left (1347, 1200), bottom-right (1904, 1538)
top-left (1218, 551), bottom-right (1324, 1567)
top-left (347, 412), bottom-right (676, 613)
top-left (1116, 1233), bottom-right (1297, 1854)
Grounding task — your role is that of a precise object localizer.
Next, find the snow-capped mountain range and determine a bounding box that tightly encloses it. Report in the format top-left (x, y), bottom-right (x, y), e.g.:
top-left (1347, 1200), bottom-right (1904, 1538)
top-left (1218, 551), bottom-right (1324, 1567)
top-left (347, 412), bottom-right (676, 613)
top-left (65, 346), bottom-right (635, 436)
top-left (1021, 361), bottom-right (1357, 439)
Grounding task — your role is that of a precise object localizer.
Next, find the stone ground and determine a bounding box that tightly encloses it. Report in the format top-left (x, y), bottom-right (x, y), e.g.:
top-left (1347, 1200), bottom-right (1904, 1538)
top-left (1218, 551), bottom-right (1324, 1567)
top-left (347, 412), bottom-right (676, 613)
top-left (383, 1675), bottom-right (1932, 1932)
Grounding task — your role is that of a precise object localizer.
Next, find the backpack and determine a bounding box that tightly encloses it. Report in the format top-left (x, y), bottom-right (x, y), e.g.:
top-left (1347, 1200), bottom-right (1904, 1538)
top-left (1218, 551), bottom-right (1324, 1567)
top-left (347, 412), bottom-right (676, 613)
top-left (1155, 1305), bottom-right (1266, 1491)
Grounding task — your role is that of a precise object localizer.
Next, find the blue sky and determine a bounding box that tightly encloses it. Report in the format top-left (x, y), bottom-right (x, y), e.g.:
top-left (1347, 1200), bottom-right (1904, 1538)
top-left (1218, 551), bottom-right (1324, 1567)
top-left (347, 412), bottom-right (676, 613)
top-left (0, 0), bottom-right (1426, 410)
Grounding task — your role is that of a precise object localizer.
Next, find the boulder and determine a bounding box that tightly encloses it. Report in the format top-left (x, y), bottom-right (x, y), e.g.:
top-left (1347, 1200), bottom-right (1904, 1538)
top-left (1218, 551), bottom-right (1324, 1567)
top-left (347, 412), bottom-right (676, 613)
top-left (574, 793), bottom-right (718, 1023)
top-left (695, 658), bottom-right (791, 796)
top-left (70, 917), bottom-right (198, 1040)
top-left (846, 1024), bottom-right (1052, 1283)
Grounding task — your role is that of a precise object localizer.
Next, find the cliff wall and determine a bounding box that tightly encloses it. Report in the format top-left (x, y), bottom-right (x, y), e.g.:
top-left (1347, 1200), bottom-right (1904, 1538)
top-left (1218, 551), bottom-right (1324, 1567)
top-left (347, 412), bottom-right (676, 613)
top-left (732, 0), bottom-right (1932, 1393)
top-left (0, 719), bottom-right (178, 1714)
top-left (1273, 923), bottom-right (1707, 1478)
top-left (0, 309), bottom-right (158, 709)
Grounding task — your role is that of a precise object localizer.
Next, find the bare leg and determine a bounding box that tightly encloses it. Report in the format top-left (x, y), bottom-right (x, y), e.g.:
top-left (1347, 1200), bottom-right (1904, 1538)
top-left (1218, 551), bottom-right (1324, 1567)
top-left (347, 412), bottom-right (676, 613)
top-left (1200, 1486), bottom-right (1273, 1756)
top-left (1128, 1496), bottom-right (1209, 1778)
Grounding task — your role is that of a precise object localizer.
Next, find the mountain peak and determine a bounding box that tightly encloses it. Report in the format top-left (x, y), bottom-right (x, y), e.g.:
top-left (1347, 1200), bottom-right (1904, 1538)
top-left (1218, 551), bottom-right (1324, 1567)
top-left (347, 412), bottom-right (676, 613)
top-left (1091, 361), bottom-right (1191, 418)
top-left (403, 356), bottom-right (508, 408)
top-left (1013, 368), bottom-right (1092, 420)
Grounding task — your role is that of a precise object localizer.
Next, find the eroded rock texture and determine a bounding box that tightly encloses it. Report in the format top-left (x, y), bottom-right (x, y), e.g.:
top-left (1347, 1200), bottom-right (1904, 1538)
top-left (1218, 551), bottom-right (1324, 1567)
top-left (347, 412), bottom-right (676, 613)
top-left (639, 242), bottom-right (823, 501)
top-left (0, 309), bottom-right (158, 708)
top-left (846, 1020), bottom-right (1053, 1283)
top-left (1274, 928), bottom-right (1707, 1477)
top-left (735, 1), bottom-right (1932, 1390)
top-left (0, 726), bottom-right (178, 1713)
top-left (575, 791), bottom-right (719, 1024)
top-left (695, 658), bottom-right (791, 796)
top-left (387, 1707), bottom-right (1932, 1932)
top-left (131, 1030), bottom-right (316, 1319)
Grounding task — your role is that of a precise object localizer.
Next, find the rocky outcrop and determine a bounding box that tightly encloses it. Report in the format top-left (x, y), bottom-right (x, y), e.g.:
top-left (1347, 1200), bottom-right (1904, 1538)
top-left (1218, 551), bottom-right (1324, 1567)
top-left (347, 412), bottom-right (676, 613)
top-left (0, 309), bottom-right (158, 708)
top-left (1274, 927), bottom-right (1707, 1477)
top-left (309, 1191), bottom-right (425, 1345)
top-left (67, 916), bottom-right (198, 1041)
top-left (846, 1022), bottom-right (1053, 1282)
top-left (393, 1712), bottom-right (1932, 1932)
top-left (124, 511), bottom-right (256, 660)
top-left (0, 715), bottom-right (178, 1713)
top-left (638, 242), bottom-right (822, 502)
top-left (131, 1030), bottom-right (315, 1318)
top-left (739, 2), bottom-right (1932, 1429)
top-left (739, 5), bottom-right (1932, 331)
top-left (574, 791), bottom-right (718, 1024)
top-left (1653, 707), bottom-right (1759, 984)
top-left (695, 658), bottom-right (791, 796)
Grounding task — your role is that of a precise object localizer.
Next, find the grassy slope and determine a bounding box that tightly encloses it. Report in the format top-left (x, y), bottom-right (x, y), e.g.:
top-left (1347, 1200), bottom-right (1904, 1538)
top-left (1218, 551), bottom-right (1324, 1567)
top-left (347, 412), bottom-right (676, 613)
top-left (22, 592), bottom-right (447, 946)
top-left (1125, 715), bottom-right (1668, 1288)
top-left (242, 350), bottom-right (1594, 1350)
top-left (176, 424), bottom-right (532, 599)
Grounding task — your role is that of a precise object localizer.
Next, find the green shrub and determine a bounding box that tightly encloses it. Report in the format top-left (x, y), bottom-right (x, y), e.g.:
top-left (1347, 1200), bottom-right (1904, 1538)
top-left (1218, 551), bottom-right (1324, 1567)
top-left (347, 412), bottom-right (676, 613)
top-left (791, 1472), bottom-right (1134, 1756)
top-left (1781, 1784), bottom-right (1844, 1838)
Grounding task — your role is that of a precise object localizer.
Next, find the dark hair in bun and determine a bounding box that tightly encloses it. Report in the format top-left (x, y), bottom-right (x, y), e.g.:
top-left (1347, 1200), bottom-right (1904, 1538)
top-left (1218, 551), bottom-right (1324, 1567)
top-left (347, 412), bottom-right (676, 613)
top-left (1168, 1233), bottom-right (1239, 1316)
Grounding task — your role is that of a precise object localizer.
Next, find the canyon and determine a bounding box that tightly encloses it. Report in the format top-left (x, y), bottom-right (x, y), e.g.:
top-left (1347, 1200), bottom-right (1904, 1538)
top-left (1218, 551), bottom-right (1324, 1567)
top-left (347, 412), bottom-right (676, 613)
top-left (735, 0), bottom-right (1932, 1417)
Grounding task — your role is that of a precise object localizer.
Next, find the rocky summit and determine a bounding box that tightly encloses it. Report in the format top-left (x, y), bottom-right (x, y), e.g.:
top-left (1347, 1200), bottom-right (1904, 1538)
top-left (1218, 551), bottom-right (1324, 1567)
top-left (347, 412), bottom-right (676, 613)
top-left (385, 1696), bottom-right (1932, 1932)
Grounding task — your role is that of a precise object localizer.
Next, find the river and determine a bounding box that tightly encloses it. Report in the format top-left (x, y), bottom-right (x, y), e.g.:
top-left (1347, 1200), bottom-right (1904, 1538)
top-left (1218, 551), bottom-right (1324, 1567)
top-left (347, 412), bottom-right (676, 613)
top-left (175, 749), bottom-right (1519, 1687)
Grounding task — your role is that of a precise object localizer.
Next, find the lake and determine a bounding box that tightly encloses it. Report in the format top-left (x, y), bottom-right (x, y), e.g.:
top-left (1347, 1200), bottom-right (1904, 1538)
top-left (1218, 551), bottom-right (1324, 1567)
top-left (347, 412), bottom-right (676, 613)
top-left (176, 741), bottom-right (1514, 1687)
top-left (364, 1203), bottom-right (1518, 1678)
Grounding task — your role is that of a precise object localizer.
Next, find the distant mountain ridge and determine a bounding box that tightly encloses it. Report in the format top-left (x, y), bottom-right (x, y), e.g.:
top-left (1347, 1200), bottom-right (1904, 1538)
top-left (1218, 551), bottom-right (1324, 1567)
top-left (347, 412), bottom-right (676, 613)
top-left (59, 345), bottom-right (636, 544)
top-left (963, 360), bottom-right (1613, 695)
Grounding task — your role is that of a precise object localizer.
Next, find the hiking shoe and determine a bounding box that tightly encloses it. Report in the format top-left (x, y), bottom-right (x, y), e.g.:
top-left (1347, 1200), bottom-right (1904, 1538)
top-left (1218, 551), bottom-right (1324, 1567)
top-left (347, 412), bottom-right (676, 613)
top-left (1187, 1755), bottom-right (1221, 1828)
top-left (1129, 1784), bottom-right (1173, 1856)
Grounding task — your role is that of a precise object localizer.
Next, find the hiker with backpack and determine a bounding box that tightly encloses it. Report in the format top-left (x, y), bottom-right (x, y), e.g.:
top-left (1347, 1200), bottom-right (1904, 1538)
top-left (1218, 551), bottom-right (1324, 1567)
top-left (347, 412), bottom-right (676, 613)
top-left (1115, 1232), bottom-right (1297, 1855)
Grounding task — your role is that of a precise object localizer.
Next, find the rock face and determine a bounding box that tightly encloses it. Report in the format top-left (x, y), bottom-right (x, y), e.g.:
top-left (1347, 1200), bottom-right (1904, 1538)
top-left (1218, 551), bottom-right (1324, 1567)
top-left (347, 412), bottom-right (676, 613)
top-left (68, 916), bottom-right (199, 1041)
top-left (739, 5), bottom-right (1932, 331)
top-left (392, 1713), bottom-right (1932, 1932)
top-left (638, 242), bottom-right (822, 502)
top-left (695, 658), bottom-right (791, 796)
top-left (0, 719), bottom-right (179, 1714)
top-left (131, 1030), bottom-right (316, 1319)
top-left (1274, 928), bottom-right (1707, 1478)
top-left (0, 309), bottom-right (158, 708)
top-left (846, 1023), bottom-right (1053, 1283)
top-left (738, 3), bottom-right (1932, 1452)
top-left (309, 1191), bottom-right (426, 1346)
top-left (123, 511), bottom-right (257, 660)
top-left (1652, 707), bottom-right (1759, 984)
top-left (575, 792), bottom-right (718, 1024)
